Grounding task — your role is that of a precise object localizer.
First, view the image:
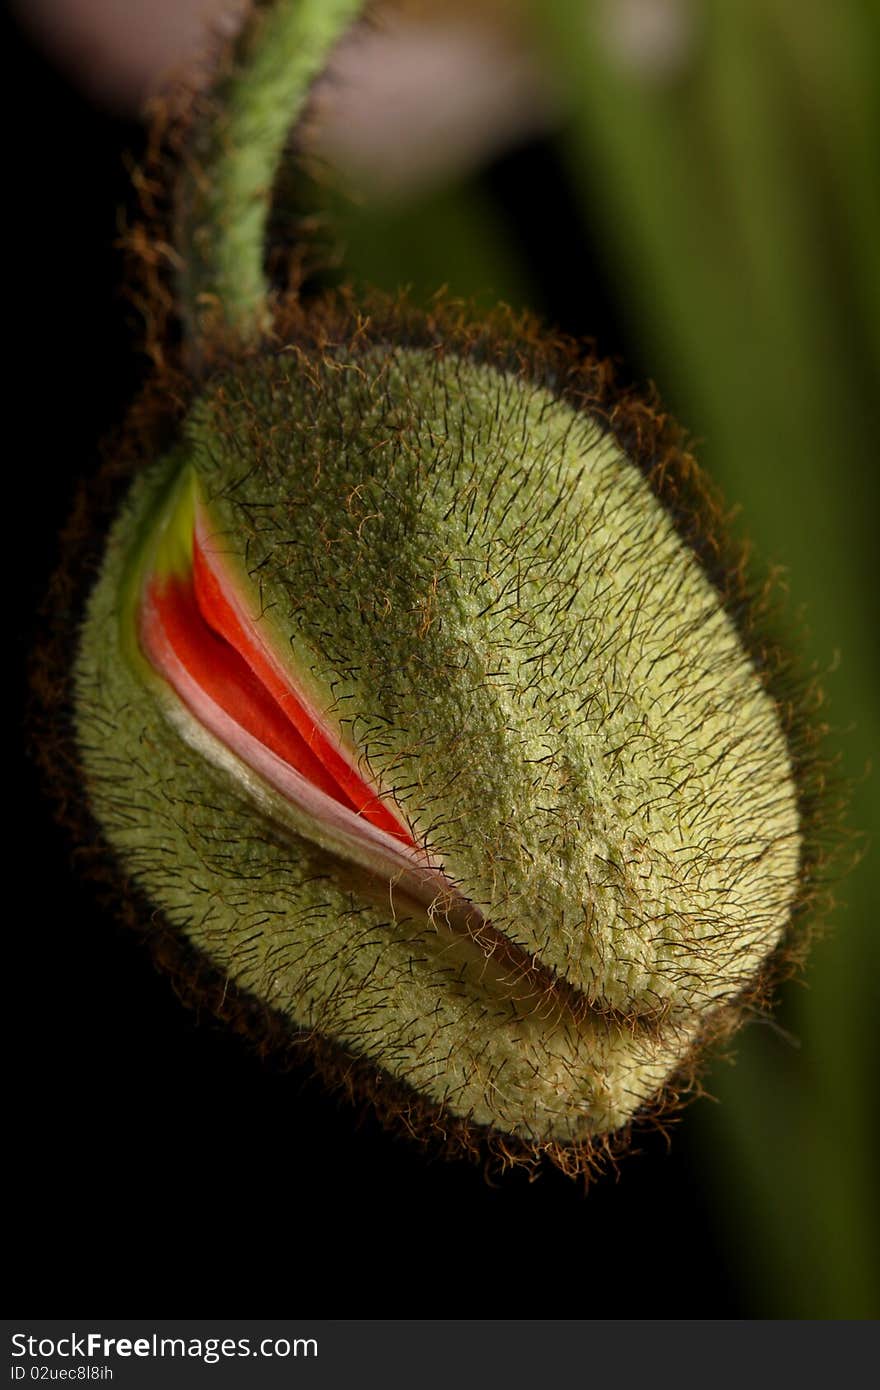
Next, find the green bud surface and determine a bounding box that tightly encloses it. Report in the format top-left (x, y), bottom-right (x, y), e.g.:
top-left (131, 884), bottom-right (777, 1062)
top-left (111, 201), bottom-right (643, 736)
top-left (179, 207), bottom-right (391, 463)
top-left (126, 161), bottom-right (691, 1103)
top-left (74, 326), bottom-right (802, 1160)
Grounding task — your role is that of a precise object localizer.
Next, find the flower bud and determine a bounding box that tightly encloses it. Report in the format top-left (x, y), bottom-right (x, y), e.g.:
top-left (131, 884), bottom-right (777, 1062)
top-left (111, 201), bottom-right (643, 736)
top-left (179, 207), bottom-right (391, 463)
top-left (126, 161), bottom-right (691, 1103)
top-left (73, 306), bottom-right (804, 1166)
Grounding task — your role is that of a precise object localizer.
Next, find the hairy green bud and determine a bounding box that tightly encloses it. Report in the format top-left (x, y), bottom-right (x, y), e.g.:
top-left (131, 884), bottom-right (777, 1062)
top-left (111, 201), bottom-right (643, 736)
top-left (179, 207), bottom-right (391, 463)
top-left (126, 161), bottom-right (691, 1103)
top-left (73, 310), bottom-right (803, 1164)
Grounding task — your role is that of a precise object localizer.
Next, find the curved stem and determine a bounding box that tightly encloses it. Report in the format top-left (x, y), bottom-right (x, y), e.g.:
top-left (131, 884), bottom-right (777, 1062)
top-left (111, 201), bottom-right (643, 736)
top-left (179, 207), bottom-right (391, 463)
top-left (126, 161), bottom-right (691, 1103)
top-left (177, 0), bottom-right (364, 360)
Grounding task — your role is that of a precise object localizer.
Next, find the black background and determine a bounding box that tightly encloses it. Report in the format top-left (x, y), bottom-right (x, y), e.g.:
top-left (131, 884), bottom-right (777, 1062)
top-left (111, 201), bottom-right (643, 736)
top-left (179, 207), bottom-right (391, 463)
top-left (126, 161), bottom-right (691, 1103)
top-left (9, 7), bottom-right (747, 1316)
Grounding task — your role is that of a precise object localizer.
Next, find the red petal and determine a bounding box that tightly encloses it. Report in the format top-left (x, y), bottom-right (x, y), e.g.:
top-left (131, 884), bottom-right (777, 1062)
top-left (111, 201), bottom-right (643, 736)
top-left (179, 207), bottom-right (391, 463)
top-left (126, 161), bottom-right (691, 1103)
top-left (139, 522), bottom-right (416, 849)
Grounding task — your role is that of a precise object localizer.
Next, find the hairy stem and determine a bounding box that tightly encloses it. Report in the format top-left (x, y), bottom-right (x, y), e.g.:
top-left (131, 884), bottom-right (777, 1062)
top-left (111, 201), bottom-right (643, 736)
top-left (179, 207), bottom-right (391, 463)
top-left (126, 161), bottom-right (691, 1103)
top-left (177, 0), bottom-right (364, 360)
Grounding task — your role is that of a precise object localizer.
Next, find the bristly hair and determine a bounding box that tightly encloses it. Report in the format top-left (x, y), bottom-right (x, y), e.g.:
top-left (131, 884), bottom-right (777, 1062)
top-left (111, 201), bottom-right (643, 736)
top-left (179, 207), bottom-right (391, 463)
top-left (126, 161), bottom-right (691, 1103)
top-left (30, 275), bottom-right (846, 1180)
